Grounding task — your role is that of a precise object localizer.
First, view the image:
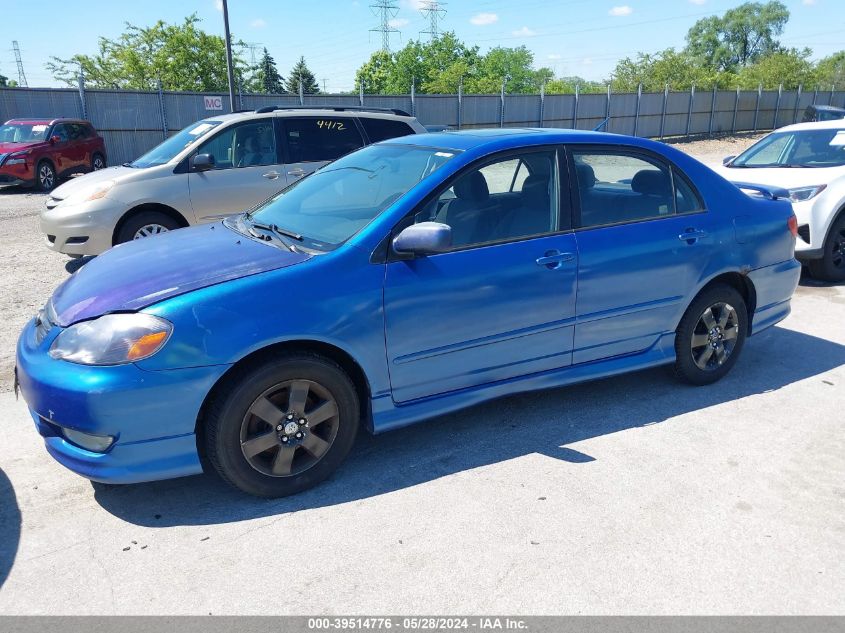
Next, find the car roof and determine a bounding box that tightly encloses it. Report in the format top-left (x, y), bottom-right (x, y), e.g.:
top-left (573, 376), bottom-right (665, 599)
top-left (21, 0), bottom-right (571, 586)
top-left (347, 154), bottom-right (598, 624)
top-left (775, 119), bottom-right (845, 132)
top-left (809, 104), bottom-right (845, 112)
top-left (4, 118), bottom-right (89, 125)
top-left (203, 107), bottom-right (418, 125)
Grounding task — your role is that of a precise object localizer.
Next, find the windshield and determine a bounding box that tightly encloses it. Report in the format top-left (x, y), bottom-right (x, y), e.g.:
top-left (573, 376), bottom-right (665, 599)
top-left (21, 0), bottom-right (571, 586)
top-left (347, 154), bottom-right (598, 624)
top-left (0, 122), bottom-right (50, 143)
top-left (130, 120), bottom-right (221, 168)
top-left (731, 128), bottom-right (845, 168)
top-left (245, 143), bottom-right (457, 248)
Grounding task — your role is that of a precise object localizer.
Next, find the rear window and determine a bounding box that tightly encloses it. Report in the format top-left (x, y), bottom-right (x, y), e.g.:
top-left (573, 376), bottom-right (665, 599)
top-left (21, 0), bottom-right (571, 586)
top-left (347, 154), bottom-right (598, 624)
top-left (281, 117), bottom-right (364, 163)
top-left (360, 117), bottom-right (415, 143)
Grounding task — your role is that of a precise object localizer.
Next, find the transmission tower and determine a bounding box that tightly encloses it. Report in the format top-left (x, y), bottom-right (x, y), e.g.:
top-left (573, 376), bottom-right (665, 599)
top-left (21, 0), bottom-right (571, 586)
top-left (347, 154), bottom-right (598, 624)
top-left (12, 41), bottom-right (27, 87)
top-left (419, 1), bottom-right (446, 40)
top-left (370, 1), bottom-right (400, 52)
top-left (243, 42), bottom-right (264, 65)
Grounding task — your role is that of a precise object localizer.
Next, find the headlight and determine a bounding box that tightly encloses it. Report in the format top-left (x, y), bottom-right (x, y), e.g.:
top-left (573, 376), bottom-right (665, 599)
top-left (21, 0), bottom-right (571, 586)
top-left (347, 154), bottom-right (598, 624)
top-left (49, 313), bottom-right (172, 365)
top-left (787, 185), bottom-right (826, 202)
top-left (63, 180), bottom-right (116, 205)
top-left (5, 152), bottom-right (28, 166)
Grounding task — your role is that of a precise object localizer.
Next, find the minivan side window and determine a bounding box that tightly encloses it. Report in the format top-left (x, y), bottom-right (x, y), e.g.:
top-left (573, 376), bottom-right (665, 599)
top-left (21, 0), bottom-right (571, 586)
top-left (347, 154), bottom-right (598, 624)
top-left (571, 149), bottom-right (702, 228)
top-left (360, 118), bottom-right (415, 143)
top-left (196, 121), bottom-right (278, 170)
top-left (281, 117), bottom-right (364, 163)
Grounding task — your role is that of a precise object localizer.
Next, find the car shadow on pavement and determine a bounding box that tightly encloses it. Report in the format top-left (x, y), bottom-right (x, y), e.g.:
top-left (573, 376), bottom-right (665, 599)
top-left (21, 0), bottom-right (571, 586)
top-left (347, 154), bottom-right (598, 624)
top-left (0, 468), bottom-right (21, 589)
top-left (93, 325), bottom-right (845, 527)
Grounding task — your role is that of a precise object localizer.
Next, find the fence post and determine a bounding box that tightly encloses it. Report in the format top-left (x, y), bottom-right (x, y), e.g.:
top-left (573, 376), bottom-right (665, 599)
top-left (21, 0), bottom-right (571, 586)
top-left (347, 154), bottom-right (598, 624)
top-left (752, 84), bottom-right (761, 132)
top-left (793, 84), bottom-right (802, 124)
top-left (685, 83), bottom-right (695, 138)
top-left (539, 81), bottom-right (545, 128)
top-left (77, 72), bottom-right (87, 120)
top-left (572, 84), bottom-right (579, 129)
top-left (812, 87), bottom-right (818, 105)
top-left (707, 85), bottom-right (717, 137)
top-left (659, 83), bottom-right (668, 140)
top-left (605, 83), bottom-right (611, 132)
top-left (500, 79), bottom-right (506, 128)
top-left (157, 79), bottom-right (168, 140)
top-left (298, 80), bottom-right (304, 106)
top-left (411, 79), bottom-right (416, 118)
top-left (238, 79), bottom-right (243, 111)
top-left (773, 83), bottom-right (782, 129)
top-left (830, 84), bottom-right (835, 105)
top-left (729, 86), bottom-right (738, 133)
top-left (359, 80), bottom-right (364, 106)
top-left (457, 76), bottom-right (463, 130)
top-left (633, 83), bottom-right (642, 137)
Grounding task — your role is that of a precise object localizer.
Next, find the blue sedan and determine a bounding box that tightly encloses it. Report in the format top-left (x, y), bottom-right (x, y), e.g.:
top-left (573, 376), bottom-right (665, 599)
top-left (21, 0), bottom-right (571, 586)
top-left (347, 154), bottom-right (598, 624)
top-left (15, 129), bottom-right (801, 497)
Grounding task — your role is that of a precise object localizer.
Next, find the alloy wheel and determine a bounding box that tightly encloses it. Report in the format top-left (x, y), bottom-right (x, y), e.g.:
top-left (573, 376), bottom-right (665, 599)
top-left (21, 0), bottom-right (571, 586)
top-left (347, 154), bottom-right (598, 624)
top-left (39, 165), bottom-right (54, 189)
top-left (133, 224), bottom-right (169, 239)
top-left (830, 226), bottom-right (845, 270)
top-left (239, 379), bottom-right (340, 477)
top-left (93, 156), bottom-right (105, 170)
top-left (690, 302), bottom-right (740, 371)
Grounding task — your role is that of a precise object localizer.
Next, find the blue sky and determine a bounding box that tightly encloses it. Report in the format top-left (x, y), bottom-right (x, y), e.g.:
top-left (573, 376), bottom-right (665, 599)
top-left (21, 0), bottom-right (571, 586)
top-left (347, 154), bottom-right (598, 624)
top-left (2, 0), bottom-right (842, 91)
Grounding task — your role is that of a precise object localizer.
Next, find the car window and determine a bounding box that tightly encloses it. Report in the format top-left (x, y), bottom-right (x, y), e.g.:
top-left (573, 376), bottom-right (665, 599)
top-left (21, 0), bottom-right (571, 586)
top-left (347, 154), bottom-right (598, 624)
top-left (67, 124), bottom-right (86, 141)
top-left (414, 150), bottom-right (558, 249)
top-left (51, 124), bottom-right (69, 142)
top-left (196, 120), bottom-right (277, 170)
top-left (360, 117), bottom-right (415, 143)
top-left (572, 150), bottom-right (682, 227)
top-left (281, 117), bottom-right (364, 163)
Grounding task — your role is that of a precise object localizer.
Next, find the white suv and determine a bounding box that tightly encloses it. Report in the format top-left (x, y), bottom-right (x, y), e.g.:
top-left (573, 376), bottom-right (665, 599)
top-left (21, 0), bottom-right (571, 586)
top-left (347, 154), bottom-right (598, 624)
top-left (714, 119), bottom-right (845, 281)
top-left (41, 107), bottom-right (426, 256)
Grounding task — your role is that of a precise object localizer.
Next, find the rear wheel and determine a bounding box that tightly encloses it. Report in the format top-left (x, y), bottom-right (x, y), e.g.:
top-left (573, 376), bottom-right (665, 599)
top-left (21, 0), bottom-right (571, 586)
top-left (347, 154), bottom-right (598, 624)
top-left (808, 215), bottom-right (845, 282)
top-left (36, 161), bottom-right (56, 191)
top-left (205, 354), bottom-right (360, 497)
top-left (674, 284), bottom-right (748, 385)
top-left (92, 153), bottom-right (106, 171)
top-left (115, 211), bottom-right (181, 244)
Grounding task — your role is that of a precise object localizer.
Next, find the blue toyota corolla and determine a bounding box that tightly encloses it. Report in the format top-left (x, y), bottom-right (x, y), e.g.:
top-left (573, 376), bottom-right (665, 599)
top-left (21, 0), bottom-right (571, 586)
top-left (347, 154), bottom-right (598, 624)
top-left (16, 129), bottom-right (801, 497)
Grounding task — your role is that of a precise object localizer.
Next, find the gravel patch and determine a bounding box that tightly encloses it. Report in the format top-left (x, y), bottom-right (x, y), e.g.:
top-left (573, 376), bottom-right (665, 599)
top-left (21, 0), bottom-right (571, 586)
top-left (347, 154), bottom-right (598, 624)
top-left (0, 133), bottom-right (769, 393)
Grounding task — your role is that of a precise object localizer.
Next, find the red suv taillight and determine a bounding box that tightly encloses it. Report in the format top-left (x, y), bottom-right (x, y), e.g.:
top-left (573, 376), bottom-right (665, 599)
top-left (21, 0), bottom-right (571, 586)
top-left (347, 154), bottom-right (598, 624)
top-left (787, 215), bottom-right (798, 237)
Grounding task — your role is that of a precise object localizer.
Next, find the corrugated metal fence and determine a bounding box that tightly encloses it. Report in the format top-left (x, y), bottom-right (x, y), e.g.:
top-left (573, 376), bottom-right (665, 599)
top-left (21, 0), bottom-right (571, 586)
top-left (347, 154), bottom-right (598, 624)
top-left (2, 85), bottom-right (844, 166)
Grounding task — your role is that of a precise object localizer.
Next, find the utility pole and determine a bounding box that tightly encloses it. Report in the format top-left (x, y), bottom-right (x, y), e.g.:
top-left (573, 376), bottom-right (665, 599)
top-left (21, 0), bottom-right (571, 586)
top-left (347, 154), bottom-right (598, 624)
top-left (419, 1), bottom-right (446, 40)
top-left (370, 0), bottom-right (400, 52)
top-left (12, 41), bottom-right (28, 87)
top-left (221, 0), bottom-right (237, 112)
top-left (323, 78), bottom-right (328, 93)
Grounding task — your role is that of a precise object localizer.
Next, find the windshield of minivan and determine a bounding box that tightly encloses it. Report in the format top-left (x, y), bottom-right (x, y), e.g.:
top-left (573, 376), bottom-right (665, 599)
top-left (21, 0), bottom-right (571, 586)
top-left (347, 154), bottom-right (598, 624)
top-left (245, 143), bottom-right (457, 248)
top-left (0, 122), bottom-right (50, 143)
top-left (129, 120), bottom-right (221, 168)
top-left (730, 128), bottom-right (845, 168)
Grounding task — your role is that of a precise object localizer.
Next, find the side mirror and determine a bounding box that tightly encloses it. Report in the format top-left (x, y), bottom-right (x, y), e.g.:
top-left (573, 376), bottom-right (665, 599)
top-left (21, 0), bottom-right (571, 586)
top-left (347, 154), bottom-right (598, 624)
top-left (191, 153), bottom-right (216, 172)
top-left (49, 135), bottom-right (61, 145)
top-left (392, 222), bottom-right (452, 256)
top-left (722, 155), bottom-right (736, 166)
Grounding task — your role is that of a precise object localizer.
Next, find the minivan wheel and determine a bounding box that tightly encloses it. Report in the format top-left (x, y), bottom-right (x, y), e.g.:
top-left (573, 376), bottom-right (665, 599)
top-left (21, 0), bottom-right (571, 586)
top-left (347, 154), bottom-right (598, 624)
top-left (92, 153), bottom-right (106, 171)
top-left (674, 284), bottom-right (747, 386)
top-left (36, 161), bottom-right (56, 191)
top-left (115, 211), bottom-right (181, 244)
top-left (205, 354), bottom-right (360, 498)
top-left (807, 215), bottom-right (845, 282)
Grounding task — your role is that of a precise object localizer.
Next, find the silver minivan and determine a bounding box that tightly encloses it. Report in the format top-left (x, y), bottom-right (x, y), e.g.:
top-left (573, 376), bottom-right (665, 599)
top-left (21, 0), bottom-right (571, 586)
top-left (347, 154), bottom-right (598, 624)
top-left (41, 107), bottom-right (426, 256)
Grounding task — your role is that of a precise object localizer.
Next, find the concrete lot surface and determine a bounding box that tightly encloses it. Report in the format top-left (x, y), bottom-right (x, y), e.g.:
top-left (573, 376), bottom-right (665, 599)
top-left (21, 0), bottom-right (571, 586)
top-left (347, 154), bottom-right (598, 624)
top-left (0, 135), bottom-right (842, 614)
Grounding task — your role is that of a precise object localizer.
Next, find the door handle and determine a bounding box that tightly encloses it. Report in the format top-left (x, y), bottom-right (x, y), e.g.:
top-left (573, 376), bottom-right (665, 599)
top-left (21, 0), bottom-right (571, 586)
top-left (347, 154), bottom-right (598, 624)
top-left (535, 250), bottom-right (575, 270)
top-left (262, 171), bottom-right (281, 180)
top-left (678, 228), bottom-right (708, 244)
top-left (287, 168), bottom-right (305, 177)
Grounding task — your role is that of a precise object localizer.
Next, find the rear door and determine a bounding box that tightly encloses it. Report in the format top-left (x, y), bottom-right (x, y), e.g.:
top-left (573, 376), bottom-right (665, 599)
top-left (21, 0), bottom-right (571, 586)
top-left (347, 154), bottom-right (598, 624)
top-left (188, 119), bottom-right (287, 222)
top-left (48, 123), bottom-right (76, 174)
top-left (277, 116), bottom-right (364, 183)
top-left (568, 145), bottom-right (713, 364)
top-left (66, 123), bottom-right (90, 170)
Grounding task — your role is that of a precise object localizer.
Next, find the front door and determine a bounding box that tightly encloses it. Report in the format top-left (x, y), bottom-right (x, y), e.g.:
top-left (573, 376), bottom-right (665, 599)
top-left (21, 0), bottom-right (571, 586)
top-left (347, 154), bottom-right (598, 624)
top-left (188, 119), bottom-right (287, 222)
top-left (568, 146), bottom-right (714, 364)
top-left (384, 148), bottom-right (578, 403)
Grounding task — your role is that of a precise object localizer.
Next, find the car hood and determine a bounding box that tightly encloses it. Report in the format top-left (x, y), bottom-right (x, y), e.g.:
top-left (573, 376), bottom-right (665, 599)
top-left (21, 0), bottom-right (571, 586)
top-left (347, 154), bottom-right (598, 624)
top-left (710, 164), bottom-right (845, 188)
top-left (49, 165), bottom-right (136, 200)
top-left (0, 140), bottom-right (46, 155)
top-left (50, 222), bottom-right (311, 326)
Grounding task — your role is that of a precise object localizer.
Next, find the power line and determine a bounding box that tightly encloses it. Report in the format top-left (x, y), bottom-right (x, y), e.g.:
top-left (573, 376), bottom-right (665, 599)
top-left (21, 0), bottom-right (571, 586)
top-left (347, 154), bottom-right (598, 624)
top-left (370, 0), bottom-right (400, 52)
top-left (419, 1), bottom-right (446, 41)
top-left (242, 42), bottom-right (264, 65)
top-left (12, 41), bottom-right (27, 87)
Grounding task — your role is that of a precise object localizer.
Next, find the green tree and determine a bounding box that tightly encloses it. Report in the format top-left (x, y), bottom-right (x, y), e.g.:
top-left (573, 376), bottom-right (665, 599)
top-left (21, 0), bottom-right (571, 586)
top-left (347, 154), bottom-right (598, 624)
top-left (611, 48), bottom-right (734, 91)
top-left (815, 51), bottom-right (845, 88)
top-left (465, 46), bottom-right (540, 93)
top-left (46, 15), bottom-right (248, 91)
top-left (255, 48), bottom-right (284, 94)
top-left (686, 1), bottom-right (789, 72)
top-left (285, 56), bottom-right (319, 94)
top-left (354, 49), bottom-right (396, 93)
top-left (737, 48), bottom-right (817, 89)
top-left (0, 73), bottom-right (8, 87)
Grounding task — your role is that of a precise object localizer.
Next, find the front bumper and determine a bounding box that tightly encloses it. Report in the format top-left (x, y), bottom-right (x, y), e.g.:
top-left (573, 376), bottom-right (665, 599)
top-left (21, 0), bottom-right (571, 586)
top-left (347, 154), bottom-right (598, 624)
top-left (40, 196), bottom-right (126, 256)
top-left (16, 317), bottom-right (232, 484)
top-left (0, 163), bottom-right (34, 187)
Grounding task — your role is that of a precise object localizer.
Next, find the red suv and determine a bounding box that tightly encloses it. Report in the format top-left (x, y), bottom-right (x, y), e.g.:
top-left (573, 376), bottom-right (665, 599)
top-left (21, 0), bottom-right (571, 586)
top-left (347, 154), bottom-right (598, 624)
top-left (0, 118), bottom-right (107, 191)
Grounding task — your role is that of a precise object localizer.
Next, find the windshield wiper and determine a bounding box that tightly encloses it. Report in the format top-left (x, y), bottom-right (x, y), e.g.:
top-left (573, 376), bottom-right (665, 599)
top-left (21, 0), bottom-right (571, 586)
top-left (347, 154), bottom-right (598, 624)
top-left (122, 162), bottom-right (138, 168)
top-left (250, 220), bottom-right (303, 241)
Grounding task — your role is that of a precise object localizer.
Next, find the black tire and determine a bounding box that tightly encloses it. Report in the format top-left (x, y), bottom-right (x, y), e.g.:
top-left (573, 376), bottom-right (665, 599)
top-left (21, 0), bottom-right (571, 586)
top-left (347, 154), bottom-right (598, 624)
top-left (36, 160), bottom-right (56, 191)
top-left (674, 283), bottom-right (748, 386)
top-left (204, 353), bottom-right (360, 498)
top-left (92, 153), bottom-right (106, 171)
top-left (807, 214), bottom-right (845, 282)
top-left (115, 210), bottom-right (181, 244)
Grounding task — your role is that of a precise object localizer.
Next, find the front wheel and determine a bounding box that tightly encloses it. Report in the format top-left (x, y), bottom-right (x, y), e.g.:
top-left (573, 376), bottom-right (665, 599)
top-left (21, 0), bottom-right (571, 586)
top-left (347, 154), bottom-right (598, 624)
top-left (36, 161), bottom-right (56, 191)
top-left (115, 211), bottom-right (181, 244)
top-left (807, 215), bottom-right (845, 282)
top-left (674, 284), bottom-right (748, 386)
top-left (205, 354), bottom-right (360, 497)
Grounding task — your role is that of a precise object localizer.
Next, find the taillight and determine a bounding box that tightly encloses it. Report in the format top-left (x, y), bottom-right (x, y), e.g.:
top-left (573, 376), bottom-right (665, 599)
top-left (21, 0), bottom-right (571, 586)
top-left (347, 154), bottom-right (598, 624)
top-left (787, 215), bottom-right (798, 237)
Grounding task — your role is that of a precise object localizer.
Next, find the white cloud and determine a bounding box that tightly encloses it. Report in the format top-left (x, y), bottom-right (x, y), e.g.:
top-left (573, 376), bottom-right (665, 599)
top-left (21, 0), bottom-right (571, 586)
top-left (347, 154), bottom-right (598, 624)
top-left (251, 18), bottom-right (267, 28)
top-left (388, 17), bottom-right (410, 28)
top-left (214, 0), bottom-right (223, 11)
top-left (403, 0), bottom-right (426, 9)
top-left (689, 0), bottom-right (706, 4)
top-left (582, 57), bottom-right (594, 65)
top-left (802, 0), bottom-right (816, 5)
top-left (512, 26), bottom-right (537, 37)
top-left (547, 54), bottom-right (562, 60)
top-left (470, 12), bottom-right (499, 26)
top-left (609, 5), bottom-right (633, 16)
